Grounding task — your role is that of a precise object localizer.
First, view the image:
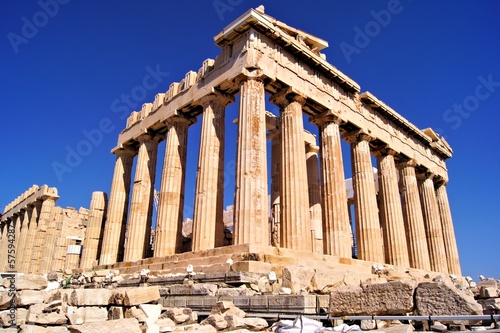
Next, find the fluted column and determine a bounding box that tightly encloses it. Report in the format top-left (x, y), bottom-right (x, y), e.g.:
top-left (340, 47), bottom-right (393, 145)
top-left (192, 94), bottom-right (233, 251)
top-left (16, 208), bottom-right (30, 272)
top-left (269, 128), bottom-right (281, 247)
top-left (345, 132), bottom-right (384, 262)
top-left (99, 148), bottom-right (135, 265)
top-left (306, 143), bottom-right (323, 254)
top-left (0, 221), bottom-right (9, 271)
top-left (124, 133), bottom-right (160, 262)
top-left (51, 207), bottom-right (66, 272)
top-left (271, 90), bottom-right (311, 252)
top-left (154, 116), bottom-right (193, 256)
top-left (233, 76), bottom-right (269, 245)
top-left (436, 182), bottom-right (461, 275)
top-left (376, 149), bottom-right (409, 267)
top-left (80, 192), bottom-right (108, 270)
top-left (22, 201), bottom-right (41, 272)
top-left (418, 172), bottom-right (448, 273)
top-left (398, 161), bottom-right (431, 270)
top-left (30, 195), bottom-right (57, 274)
top-left (313, 115), bottom-right (351, 258)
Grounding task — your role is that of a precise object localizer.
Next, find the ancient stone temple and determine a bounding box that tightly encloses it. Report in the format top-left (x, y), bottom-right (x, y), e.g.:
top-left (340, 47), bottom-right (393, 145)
top-left (0, 7), bottom-right (461, 279)
top-left (0, 185), bottom-right (106, 274)
top-left (93, 7), bottom-right (461, 276)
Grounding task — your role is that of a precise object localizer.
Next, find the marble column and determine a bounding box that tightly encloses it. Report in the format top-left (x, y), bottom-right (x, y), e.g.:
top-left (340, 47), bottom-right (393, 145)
top-left (30, 196), bottom-right (57, 274)
top-left (0, 221), bottom-right (9, 271)
top-left (233, 76), bottom-right (269, 245)
top-left (271, 90), bottom-right (311, 252)
top-left (16, 208), bottom-right (30, 272)
top-left (376, 149), bottom-right (409, 267)
top-left (124, 134), bottom-right (160, 262)
top-left (398, 161), bottom-right (431, 270)
top-left (99, 148), bottom-right (134, 265)
top-left (314, 115), bottom-right (351, 258)
top-left (51, 207), bottom-right (67, 272)
top-left (345, 132), bottom-right (384, 263)
top-left (192, 93), bottom-right (232, 251)
top-left (269, 128), bottom-right (281, 247)
top-left (306, 143), bottom-right (323, 254)
top-left (154, 116), bottom-right (192, 256)
top-left (80, 192), bottom-right (108, 270)
top-left (435, 182), bottom-right (461, 275)
top-left (22, 201), bottom-right (41, 272)
top-left (418, 172), bottom-right (448, 273)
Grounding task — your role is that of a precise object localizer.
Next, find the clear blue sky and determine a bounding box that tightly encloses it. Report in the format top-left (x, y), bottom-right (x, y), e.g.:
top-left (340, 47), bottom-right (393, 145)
top-left (1, 1), bottom-right (499, 280)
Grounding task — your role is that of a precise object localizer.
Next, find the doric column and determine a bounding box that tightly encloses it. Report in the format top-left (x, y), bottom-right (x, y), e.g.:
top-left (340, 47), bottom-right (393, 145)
top-left (51, 207), bottom-right (67, 272)
top-left (435, 181), bottom-right (461, 275)
top-left (16, 208), bottom-right (30, 272)
top-left (192, 93), bottom-right (233, 251)
top-left (233, 76), bottom-right (269, 245)
top-left (271, 89), bottom-right (311, 252)
top-left (80, 192), bottom-right (108, 270)
top-left (269, 128), bottom-right (281, 247)
top-left (30, 188), bottom-right (59, 274)
top-left (154, 115), bottom-right (193, 256)
top-left (376, 149), bottom-right (409, 267)
top-left (306, 142), bottom-right (323, 254)
top-left (124, 133), bottom-right (160, 262)
top-left (99, 148), bottom-right (135, 265)
top-left (0, 221), bottom-right (9, 271)
top-left (418, 172), bottom-right (448, 273)
top-left (398, 161), bottom-right (431, 270)
top-left (345, 131), bottom-right (384, 263)
top-left (22, 201), bottom-right (41, 272)
top-left (313, 114), bottom-right (351, 258)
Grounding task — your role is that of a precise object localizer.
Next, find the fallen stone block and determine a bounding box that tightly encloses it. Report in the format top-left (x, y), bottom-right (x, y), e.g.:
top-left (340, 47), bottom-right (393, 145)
top-left (201, 314), bottom-right (228, 330)
top-left (140, 303), bottom-right (162, 320)
top-left (67, 307), bottom-right (108, 324)
top-left (224, 313), bottom-right (246, 329)
top-left (329, 280), bottom-right (416, 316)
top-left (211, 301), bottom-right (246, 318)
top-left (68, 317), bottom-right (142, 333)
top-left (415, 280), bottom-right (483, 315)
top-left (69, 289), bottom-right (113, 306)
top-left (242, 317), bottom-right (268, 331)
top-left (27, 303), bottom-right (67, 325)
top-left (269, 295), bottom-right (317, 314)
top-left (124, 286), bottom-right (160, 306)
top-left (15, 275), bottom-right (47, 291)
top-left (16, 290), bottom-right (44, 306)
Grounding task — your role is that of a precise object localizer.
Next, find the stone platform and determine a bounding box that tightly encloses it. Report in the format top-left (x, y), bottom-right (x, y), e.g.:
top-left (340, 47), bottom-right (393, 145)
top-left (93, 244), bottom-right (441, 287)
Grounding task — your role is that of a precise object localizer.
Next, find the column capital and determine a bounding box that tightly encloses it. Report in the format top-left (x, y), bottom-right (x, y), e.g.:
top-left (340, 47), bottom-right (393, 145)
top-left (396, 158), bottom-right (418, 170)
top-left (416, 170), bottom-right (436, 181)
top-left (342, 129), bottom-right (374, 144)
top-left (199, 90), bottom-right (235, 108)
top-left (310, 110), bottom-right (344, 126)
top-left (305, 142), bottom-right (320, 154)
top-left (372, 146), bottom-right (398, 158)
top-left (270, 87), bottom-right (307, 107)
top-left (165, 113), bottom-right (197, 127)
top-left (234, 72), bottom-right (266, 85)
top-left (137, 132), bottom-right (163, 144)
top-left (112, 147), bottom-right (136, 158)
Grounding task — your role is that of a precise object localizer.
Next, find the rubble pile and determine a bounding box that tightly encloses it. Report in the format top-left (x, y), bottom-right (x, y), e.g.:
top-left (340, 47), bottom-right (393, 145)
top-left (0, 269), bottom-right (498, 333)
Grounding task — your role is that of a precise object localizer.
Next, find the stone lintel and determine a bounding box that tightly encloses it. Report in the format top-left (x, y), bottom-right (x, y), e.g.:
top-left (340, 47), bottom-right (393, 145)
top-left (2, 185), bottom-right (59, 221)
